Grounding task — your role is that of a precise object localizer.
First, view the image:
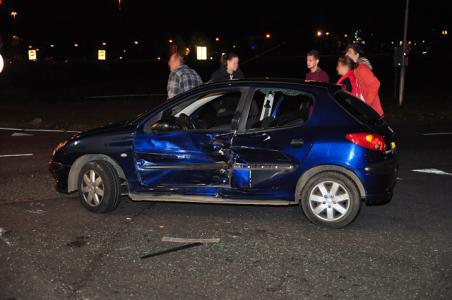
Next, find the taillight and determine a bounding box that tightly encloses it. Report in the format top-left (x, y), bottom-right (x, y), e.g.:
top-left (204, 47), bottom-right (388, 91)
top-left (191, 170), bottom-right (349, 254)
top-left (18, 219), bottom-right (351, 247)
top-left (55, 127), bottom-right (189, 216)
top-left (346, 133), bottom-right (386, 151)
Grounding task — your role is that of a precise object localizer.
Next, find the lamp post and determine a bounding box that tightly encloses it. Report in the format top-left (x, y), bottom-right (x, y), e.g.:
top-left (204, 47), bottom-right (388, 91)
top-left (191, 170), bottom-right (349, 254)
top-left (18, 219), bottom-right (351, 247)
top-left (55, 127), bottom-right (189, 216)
top-left (398, 0), bottom-right (409, 106)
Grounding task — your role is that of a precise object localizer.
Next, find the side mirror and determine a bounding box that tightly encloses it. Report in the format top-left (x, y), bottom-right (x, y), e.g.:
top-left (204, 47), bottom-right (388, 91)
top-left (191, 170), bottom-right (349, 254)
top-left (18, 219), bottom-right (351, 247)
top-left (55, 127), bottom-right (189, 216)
top-left (150, 120), bottom-right (181, 134)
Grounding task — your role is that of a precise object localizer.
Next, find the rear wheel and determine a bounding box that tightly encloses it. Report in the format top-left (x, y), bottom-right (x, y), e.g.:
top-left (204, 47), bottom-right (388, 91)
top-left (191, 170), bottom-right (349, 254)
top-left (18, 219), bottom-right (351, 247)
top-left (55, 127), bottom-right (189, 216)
top-left (78, 160), bottom-right (121, 213)
top-left (298, 172), bottom-right (361, 228)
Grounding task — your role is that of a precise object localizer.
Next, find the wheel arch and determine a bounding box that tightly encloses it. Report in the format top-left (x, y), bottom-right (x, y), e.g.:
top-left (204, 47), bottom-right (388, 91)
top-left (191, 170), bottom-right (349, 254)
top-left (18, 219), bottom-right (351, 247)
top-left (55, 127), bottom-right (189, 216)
top-left (67, 154), bottom-right (127, 193)
top-left (295, 165), bottom-right (366, 203)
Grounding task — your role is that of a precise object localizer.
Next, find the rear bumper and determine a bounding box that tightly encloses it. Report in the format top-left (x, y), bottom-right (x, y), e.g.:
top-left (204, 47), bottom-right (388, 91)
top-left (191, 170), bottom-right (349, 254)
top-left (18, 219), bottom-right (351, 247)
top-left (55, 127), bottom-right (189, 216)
top-left (49, 161), bottom-right (71, 194)
top-left (360, 158), bottom-right (398, 205)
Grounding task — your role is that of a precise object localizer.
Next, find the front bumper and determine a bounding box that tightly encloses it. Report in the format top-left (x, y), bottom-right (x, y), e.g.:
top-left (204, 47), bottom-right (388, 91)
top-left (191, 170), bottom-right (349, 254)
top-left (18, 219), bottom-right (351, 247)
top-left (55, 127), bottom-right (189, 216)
top-left (49, 161), bottom-right (71, 194)
top-left (361, 158), bottom-right (399, 205)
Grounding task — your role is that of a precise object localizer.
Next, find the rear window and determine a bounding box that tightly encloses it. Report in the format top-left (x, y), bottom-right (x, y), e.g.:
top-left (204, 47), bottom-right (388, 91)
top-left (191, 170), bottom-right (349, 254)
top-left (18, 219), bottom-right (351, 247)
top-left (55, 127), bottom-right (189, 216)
top-left (333, 91), bottom-right (382, 126)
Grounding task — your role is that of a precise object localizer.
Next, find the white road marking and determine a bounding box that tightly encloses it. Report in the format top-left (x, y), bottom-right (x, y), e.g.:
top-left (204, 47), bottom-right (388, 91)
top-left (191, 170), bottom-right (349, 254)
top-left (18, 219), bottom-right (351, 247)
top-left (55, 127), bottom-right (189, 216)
top-left (161, 236), bottom-right (220, 244)
top-left (11, 132), bottom-right (34, 137)
top-left (0, 127), bottom-right (80, 133)
top-left (412, 169), bottom-right (452, 176)
top-left (0, 153), bottom-right (34, 158)
top-left (423, 132), bottom-right (452, 136)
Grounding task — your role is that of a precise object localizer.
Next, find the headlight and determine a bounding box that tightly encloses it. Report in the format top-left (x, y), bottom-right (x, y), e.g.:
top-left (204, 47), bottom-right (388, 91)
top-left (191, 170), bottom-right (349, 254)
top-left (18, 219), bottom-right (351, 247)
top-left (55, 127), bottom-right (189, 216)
top-left (52, 140), bottom-right (69, 156)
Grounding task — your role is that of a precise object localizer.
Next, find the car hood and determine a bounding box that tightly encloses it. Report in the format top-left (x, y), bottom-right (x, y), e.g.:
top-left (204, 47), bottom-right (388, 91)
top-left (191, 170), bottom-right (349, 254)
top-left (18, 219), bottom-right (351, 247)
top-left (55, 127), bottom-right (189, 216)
top-left (76, 122), bottom-right (136, 139)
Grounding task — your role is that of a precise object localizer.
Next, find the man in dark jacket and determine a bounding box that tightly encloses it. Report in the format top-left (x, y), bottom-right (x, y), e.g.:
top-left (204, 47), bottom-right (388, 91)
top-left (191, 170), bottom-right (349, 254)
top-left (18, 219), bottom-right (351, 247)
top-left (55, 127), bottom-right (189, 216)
top-left (210, 52), bottom-right (244, 82)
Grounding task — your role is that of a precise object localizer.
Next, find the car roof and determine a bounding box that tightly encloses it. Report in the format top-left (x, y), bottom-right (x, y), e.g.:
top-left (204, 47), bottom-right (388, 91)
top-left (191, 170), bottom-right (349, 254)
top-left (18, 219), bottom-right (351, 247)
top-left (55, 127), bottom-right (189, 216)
top-left (199, 78), bottom-right (342, 93)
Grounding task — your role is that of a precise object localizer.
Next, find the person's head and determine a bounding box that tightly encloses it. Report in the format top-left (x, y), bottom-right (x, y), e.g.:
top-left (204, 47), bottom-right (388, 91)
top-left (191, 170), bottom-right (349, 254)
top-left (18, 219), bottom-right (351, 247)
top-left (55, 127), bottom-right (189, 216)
top-left (221, 52), bottom-right (239, 73)
top-left (336, 56), bottom-right (356, 76)
top-left (346, 43), bottom-right (364, 63)
top-left (306, 50), bottom-right (320, 71)
top-left (168, 51), bottom-right (185, 72)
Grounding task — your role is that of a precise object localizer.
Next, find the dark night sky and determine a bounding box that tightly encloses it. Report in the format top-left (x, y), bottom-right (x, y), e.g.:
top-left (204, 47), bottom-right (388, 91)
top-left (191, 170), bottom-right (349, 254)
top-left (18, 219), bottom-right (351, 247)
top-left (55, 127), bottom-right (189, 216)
top-left (0, 1), bottom-right (450, 48)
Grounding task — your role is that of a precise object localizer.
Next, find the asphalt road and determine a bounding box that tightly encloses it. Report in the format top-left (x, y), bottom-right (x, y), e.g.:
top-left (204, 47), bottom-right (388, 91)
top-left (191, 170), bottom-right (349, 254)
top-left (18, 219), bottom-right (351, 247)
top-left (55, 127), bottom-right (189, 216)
top-left (1, 124), bottom-right (451, 300)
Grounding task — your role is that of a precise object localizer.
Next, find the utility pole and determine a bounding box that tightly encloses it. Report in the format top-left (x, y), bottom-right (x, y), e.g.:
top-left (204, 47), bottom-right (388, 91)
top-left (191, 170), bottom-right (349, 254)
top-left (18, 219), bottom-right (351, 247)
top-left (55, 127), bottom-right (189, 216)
top-left (398, 0), bottom-right (410, 106)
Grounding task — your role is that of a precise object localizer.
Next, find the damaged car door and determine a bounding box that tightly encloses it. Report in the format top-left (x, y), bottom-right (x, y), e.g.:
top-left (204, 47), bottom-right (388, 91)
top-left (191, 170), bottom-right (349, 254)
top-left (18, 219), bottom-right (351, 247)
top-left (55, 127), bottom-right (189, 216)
top-left (133, 88), bottom-right (247, 196)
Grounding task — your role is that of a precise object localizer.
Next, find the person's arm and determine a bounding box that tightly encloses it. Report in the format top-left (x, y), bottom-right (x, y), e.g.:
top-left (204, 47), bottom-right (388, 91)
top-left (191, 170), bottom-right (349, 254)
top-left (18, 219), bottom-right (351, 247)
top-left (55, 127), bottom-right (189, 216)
top-left (359, 66), bottom-right (380, 106)
top-left (323, 71), bottom-right (330, 83)
top-left (167, 72), bottom-right (180, 99)
top-left (342, 78), bottom-right (352, 93)
top-left (235, 68), bottom-right (244, 79)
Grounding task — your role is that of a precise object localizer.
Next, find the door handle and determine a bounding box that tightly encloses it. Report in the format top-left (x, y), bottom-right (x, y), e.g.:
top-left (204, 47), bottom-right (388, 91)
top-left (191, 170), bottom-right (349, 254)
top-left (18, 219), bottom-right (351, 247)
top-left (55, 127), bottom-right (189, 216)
top-left (290, 138), bottom-right (304, 146)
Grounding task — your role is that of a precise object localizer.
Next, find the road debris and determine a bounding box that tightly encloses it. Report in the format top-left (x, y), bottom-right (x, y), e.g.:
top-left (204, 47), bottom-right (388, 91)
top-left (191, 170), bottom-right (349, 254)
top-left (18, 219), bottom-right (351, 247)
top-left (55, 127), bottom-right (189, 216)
top-left (0, 227), bottom-right (13, 246)
top-left (140, 242), bottom-right (202, 259)
top-left (66, 236), bottom-right (89, 248)
top-left (161, 236), bottom-right (220, 244)
top-left (26, 209), bottom-right (46, 215)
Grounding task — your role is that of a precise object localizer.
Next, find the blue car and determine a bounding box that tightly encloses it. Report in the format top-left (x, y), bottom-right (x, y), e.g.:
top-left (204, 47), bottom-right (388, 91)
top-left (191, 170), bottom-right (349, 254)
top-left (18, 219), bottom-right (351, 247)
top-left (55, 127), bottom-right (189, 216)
top-left (49, 79), bottom-right (398, 228)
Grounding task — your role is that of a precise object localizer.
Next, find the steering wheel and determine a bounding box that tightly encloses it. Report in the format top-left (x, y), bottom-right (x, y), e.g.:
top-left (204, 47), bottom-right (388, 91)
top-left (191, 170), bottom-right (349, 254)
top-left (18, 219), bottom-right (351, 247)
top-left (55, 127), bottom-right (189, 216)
top-left (178, 113), bottom-right (196, 130)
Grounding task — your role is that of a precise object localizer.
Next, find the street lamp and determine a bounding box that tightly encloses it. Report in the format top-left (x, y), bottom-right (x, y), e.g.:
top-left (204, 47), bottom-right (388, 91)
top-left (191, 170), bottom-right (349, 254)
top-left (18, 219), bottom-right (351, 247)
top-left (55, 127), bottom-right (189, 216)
top-left (215, 37), bottom-right (220, 42)
top-left (316, 30), bottom-right (323, 37)
top-left (10, 11), bottom-right (17, 24)
top-left (168, 39), bottom-right (173, 44)
top-left (265, 33), bottom-right (271, 39)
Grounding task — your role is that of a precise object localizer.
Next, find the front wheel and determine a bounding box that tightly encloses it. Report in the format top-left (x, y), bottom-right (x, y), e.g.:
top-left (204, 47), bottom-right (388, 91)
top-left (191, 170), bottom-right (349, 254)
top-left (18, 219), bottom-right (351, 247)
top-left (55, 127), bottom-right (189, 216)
top-left (298, 172), bottom-right (361, 228)
top-left (78, 160), bottom-right (121, 213)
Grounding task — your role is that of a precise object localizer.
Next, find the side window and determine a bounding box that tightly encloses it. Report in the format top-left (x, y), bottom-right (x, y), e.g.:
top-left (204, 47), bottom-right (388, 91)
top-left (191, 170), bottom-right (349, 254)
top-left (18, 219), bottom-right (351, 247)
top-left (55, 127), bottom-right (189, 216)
top-left (246, 88), bottom-right (314, 130)
top-left (144, 90), bottom-right (242, 133)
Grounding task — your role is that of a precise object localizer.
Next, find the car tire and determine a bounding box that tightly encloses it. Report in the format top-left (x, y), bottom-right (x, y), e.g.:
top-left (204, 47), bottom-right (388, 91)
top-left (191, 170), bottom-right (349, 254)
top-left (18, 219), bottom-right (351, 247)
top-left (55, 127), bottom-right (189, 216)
top-left (78, 160), bottom-right (121, 213)
top-left (298, 172), bottom-right (361, 228)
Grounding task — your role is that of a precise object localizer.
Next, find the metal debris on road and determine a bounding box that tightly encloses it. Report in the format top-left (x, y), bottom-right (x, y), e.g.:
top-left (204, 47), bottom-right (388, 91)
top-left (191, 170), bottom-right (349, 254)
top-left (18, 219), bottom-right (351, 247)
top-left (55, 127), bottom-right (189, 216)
top-left (0, 227), bottom-right (13, 246)
top-left (162, 236), bottom-right (220, 244)
top-left (26, 209), bottom-right (46, 215)
top-left (140, 242), bottom-right (202, 259)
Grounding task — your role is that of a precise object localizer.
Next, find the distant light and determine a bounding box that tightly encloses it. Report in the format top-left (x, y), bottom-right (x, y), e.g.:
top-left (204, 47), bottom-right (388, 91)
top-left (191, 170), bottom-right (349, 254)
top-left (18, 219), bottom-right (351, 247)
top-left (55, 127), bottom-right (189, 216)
top-left (391, 41), bottom-right (394, 45)
top-left (102, 42), bottom-right (107, 46)
top-left (196, 46), bottom-right (207, 60)
top-left (232, 45), bottom-right (236, 48)
top-left (123, 49), bottom-right (126, 53)
top-left (209, 56), bottom-right (213, 60)
top-left (98, 50), bottom-right (106, 61)
top-left (0, 54), bottom-right (4, 74)
top-left (344, 34), bottom-right (348, 38)
top-left (74, 43), bottom-right (79, 47)
top-left (184, 47), bottom-right (190, 55)
top-left (325, 32), bottom-right (330, 36)
top-left (442, 30), bottom-right (448, 36)
top-left (316, 30), bottom-right (323, 37)
top-left (50, 44), bottom-right (55, 48)
top-left (250, 44), bottom-right (257, 50)
top-left (422, 51), bottom-right (428, 55)
top-left (265, 33), bottom-right (271, 39)
top-left (133, 40), bottom-right (139, 45)
top-left (28, 49), bottom-right (37, 61)
top-left (157, 56), bottom-right (161, 61)
top-left (422, 40), bottom-right (425, 43)
top-left (119, 56), bottom-right (123, 60)
top-left (215, 37), bottom-right (220, 42)
top-left (10, 11), bottom-right (17, 17)
top-left (28, 45), bottom-right (32, 49)
top-left (168, 39), bottom-right (173, 44)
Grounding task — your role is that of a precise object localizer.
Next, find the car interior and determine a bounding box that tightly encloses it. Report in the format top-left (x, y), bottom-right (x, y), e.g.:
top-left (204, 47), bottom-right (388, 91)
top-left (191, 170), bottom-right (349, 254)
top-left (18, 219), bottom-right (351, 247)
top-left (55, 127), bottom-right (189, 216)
top-left (246, 89), bottom-right (314, 130)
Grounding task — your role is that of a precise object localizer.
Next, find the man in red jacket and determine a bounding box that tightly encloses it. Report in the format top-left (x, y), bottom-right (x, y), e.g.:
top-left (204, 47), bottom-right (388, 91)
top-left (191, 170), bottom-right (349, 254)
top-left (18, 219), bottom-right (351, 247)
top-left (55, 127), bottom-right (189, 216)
top-left (346, 44), bottom-right (384, 116)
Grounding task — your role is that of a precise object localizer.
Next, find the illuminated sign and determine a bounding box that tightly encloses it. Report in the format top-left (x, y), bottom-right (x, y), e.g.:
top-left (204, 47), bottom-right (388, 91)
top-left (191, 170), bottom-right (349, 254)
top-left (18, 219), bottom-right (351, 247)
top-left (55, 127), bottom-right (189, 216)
top-left (28, 50), bottom-right (37, 61)
top-left (196, 46), bottom-right (207, 60)
top-left (98, 50), bottom-right (106, 61)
